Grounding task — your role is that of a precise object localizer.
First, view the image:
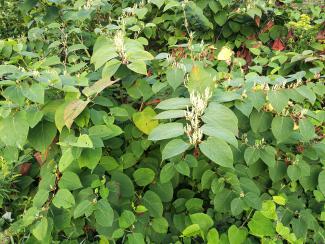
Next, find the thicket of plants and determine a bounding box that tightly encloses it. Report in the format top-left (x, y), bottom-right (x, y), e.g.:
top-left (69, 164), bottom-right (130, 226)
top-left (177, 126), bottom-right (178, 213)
top-left (0, 0), bottom-right (324, 243)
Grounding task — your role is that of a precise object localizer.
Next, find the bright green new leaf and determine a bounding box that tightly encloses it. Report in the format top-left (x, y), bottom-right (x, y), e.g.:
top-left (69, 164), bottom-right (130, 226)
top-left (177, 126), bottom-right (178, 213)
top-left (228, 225), bottom-right (247, 244)
top-left (182, 224), bottom-right (201, 237)
top-left (248, 211), bottom-right (275, 237)
top-left (133, 107), bottom-right (159, 135)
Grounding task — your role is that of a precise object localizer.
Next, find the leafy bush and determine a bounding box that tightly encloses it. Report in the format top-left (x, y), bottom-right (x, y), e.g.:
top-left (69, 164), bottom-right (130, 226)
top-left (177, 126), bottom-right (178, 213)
top-left (0, 0), bottom-right (324, 243)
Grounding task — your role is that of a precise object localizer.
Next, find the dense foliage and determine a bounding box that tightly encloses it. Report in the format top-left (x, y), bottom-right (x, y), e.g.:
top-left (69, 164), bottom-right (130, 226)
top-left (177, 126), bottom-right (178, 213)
top-left (0, 0), bottom-right (325, 243)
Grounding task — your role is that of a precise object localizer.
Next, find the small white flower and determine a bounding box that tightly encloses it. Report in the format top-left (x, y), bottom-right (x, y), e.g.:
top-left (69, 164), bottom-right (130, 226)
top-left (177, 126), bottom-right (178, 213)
top-left (2, 212), bottom-right (13, 222)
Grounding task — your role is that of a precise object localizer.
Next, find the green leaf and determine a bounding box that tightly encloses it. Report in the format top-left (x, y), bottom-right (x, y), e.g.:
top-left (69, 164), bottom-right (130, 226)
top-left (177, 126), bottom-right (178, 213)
top-left (268, 90), bottom-right (289, 113)
top-left (78, 147), bottom-right (102, 170)
top-left (207, 228), bottom-right (219, 244)
top-left (28, 121), bottom-right (57, 153)
top-left (299, 118), bottom-right (316, 142)
top-left (248, 211), bottom-right (275, 237)
top-left (91, 37), bottom-right (118, 70)
top-left (55, 101), bottom-right (68, 132)
top-left (166, 68), bottom-right (184, 90)
top-left (119, 210), bottom-right (135, 229)
top-left (190, 213), bottom-right (214, 234)
top-left (127, 61), bottom-right (147, 75)
top-left (95, 199), bottom-right (114, 227)
top-left (250, 110), bottom-right (272, 133)
top-left (133, 107), bottom-right (159, 135)
top-left (142, 190), bottom-right (163, 217)
top-left (74, 200), bottom-right (94, 218)
top-left (202, 102), bottom-right (238, 136)
top-left (59, 148), bottom-right (76, 172)
top-left (260, 146), bottom-right (276, 168)
top-left (26, 107), bottom-right (43, 128)
top-left (214, 11), bottom-right (227, 26)
top-left (152, 217), bottom-right (169, 234)
top-left (201, 124), bottom-right (238, 148)
top-left (247, 7), bottom-right (262, 18)
top-left (160, 163), bottom-right (175, 183)
top-left (228, 225), bottom-right (247, 244)
top-left (231, 198), bottom-right (244, 216)
top-left (199, 137), bottom-right (233, 168)
top-left (150, 0), bottom-right (164, 8)
top-left (244, 147), bottom-right (260, 165)
top-left (58, 171), bottom-right (82, 190)
top-left (70, 134), bottom-right (93, 148)
top-left (22, 83), bottom-right (45, 104)
top-left (89, 124), bottom-right (123, 139)
top-left (155, 110), bottom-right (185, 119)
top-left (127, 233), bottom-right (145, 244)
top-left (0, 112), bottom-right (29, 149)
top-left (52, 189), bottom-right (75, 209)
top-left (148, 122), bottom-right (184, 141)
top-left (296, 86), bottom-right (316, 104)
top-left (175, 160), bottom-right (190, 176)
top-left (156, 98), bottom-right (191, 110)
top-left (318, 170), bottom-right (325, 196)
top-left (102, 59), bottom-right (121, 78)
top-left (162, 139), bottom-right (190, 160)
top-left (133, 168), bottom-right (155, 186)
top-left (261, 200), bottom-right (277, 220)
top-left (32, 217), bottom-right (48, 241)
top-left (243, 192), bottom-right (262, 210)
top-left (271, 116), bottom-right (294, 144)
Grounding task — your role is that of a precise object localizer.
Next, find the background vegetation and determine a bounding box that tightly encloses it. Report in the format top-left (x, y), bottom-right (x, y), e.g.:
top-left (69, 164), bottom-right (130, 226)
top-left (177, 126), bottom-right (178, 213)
top-left (0, 0), bottom-right (324, 243)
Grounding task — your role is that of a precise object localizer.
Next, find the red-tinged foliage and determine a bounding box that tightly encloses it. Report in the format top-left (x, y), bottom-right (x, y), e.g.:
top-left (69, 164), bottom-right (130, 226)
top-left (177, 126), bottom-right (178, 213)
top-left (236, 47), bottom-right (253, 66)
top-left (272, 38), bottom-right (285, 51)
top-left (255, 16), bottom-right (261, 27)
top-left (260, 20), bottom-right (274, 34)
top-left (19, 163), bottom-right (31, 176)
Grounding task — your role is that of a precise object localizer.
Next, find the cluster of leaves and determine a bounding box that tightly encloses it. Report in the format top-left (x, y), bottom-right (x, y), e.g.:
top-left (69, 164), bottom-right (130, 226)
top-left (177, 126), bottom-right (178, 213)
top-left (0, 0), bottom-right (324, 243)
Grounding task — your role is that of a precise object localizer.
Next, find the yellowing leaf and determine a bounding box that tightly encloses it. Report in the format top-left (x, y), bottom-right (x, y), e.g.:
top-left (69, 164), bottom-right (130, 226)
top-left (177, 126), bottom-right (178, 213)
top-left (133, 107), bottom-right (158, 135)
top-left (217, 46), bottom-right (233, 62)
top-left (64, 99), bottom-right (89, 129)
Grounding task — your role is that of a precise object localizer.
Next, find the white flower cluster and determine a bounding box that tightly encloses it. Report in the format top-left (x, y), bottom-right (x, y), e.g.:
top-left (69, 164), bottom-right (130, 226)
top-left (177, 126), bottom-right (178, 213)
top-left (114, 31), bottom-right (127, 63)
top-left (185, 87), bottom-right (212, 145)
